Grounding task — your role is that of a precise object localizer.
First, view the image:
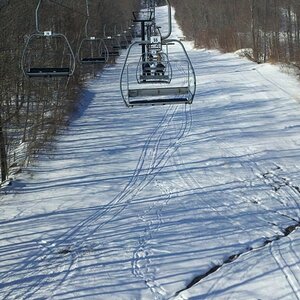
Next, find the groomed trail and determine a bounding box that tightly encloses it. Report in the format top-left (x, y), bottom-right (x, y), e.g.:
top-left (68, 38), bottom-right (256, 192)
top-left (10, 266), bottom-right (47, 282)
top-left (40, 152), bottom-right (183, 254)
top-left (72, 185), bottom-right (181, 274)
top-left (2, 6), bottom-right (300, 300)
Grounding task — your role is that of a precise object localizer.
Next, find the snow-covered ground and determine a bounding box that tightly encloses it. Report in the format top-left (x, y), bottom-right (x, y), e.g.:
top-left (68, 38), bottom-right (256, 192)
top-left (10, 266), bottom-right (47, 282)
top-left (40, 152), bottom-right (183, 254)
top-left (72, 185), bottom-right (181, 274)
top-left (2, 6), bottom-right (300, 300)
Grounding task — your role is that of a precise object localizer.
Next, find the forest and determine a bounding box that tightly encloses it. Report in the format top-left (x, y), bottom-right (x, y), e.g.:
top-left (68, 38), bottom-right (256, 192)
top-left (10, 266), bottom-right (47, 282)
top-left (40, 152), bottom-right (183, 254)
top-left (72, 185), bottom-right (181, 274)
top-left (2, 0), bottom-right (300, 184)
top-left (172, 0), bottom-right (300, 65)
top-left (0, 0), bottom-right (140, 183)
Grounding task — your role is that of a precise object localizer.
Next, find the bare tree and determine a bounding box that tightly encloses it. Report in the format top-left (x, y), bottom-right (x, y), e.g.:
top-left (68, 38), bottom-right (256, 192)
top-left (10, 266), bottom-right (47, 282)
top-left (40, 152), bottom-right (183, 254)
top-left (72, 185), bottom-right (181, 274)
top-left (0, 0), bottom-right (140, 183)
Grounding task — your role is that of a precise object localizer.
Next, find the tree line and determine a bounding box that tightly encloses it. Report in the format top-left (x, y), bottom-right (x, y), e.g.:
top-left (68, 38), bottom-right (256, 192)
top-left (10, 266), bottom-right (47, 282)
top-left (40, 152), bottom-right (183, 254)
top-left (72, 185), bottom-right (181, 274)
top-left (172, 0), bottom-right (300, 65)
top-left (0, 0), bottom-right (140, 183)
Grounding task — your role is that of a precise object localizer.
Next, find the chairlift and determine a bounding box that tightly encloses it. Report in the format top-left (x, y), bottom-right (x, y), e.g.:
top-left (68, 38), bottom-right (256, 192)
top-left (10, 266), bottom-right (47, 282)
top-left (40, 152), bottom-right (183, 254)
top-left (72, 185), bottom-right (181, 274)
top-left (136, 32), bottom-right (171, 83)
top-left (120, 40), bottom-right (196, 107)
top-left (103, 36), bottom-right (121, 57)
top-left (78, 37), bottom-right (109, 64)
top-left (21, 0), bottom-right (75, 78)
top-left (103, 24), bottom-right (121, 57)
top-left (123, 24), bottom-right (134, 44)
top-left (113, 25), bottom-right (129, 50)
top-left (120, 0), bottom-right (196, 107)
top-left (137, 51), bottom-right (172, 84)
top-left (124, 21), bottom-right (134, 41)
top-left (115, 33), bottom-right (129, 50)
top-left (77, 1), bottom-right (108, 64)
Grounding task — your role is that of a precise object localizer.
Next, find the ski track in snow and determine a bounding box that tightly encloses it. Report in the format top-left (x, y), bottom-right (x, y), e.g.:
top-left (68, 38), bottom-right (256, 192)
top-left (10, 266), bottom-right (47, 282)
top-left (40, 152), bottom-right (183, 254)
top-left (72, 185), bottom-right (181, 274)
top-left (270, 236), bottom-right (300, 300)
top-left (131, 104), bottom-right (192, 299)
top-left (0, 104), bottom-right (183, 299)
top-left (0, 85), bottom-right (192, 299)
top-left (172, 65), bottom-right (300, 300)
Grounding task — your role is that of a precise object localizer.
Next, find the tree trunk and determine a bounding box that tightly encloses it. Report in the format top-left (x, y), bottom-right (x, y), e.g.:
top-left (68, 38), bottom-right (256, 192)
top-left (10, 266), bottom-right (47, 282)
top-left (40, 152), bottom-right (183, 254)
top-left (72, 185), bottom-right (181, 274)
top-left (250, 0), bottom-right (259, 62)
top-left (0, 112), bottom-right (8, 182)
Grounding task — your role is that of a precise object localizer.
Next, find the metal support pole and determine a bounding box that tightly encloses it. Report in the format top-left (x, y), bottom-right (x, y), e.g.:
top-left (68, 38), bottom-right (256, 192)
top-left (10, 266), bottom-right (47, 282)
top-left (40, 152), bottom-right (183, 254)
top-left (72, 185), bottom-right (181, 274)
top-left (141, 21), bottom-right (146, 61)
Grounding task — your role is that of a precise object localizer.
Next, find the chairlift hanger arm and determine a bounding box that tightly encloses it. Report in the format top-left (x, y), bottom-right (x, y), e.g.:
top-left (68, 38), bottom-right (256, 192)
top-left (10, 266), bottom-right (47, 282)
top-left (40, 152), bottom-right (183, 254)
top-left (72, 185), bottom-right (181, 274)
top-left (161, 0), bottom-right (172, 40)
top-left (84, 0), bottom-right (90, 38)
top-left (120, 41), bottom-right (140, 107)
top-left (165, 38), bottom-right (197, 99)
top-left (35, 0), bottom-right (42, 32)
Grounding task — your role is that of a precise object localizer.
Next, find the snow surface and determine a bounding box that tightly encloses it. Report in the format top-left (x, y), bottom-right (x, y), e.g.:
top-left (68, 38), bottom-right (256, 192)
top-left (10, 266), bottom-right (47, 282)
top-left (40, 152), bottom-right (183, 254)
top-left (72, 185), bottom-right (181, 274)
top-left (2, 5), bottom-right (300, 300)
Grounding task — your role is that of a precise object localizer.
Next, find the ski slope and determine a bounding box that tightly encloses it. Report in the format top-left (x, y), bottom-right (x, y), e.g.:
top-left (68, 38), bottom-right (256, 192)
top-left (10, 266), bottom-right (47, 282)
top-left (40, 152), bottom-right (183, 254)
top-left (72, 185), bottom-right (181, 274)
top-left (2, 6), bottom-right (300, 300)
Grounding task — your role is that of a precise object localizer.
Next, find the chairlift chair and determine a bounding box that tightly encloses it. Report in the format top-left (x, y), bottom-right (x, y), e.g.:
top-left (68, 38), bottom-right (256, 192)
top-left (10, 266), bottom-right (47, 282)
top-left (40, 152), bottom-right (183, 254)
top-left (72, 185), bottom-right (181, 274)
top-left (112, 24), bottom-right (129, 50)
top-left (120, 40), bottom-right (196, 107)
top-left (103, 24), bottom-right (122, 57)
top-left (137, 52), bottom-right (172, 84)
top-left (77, 37), bottom-right (108, 64)
top-left (123, 22), bottom-right (134, 44)
top-left (120, 0), bottom-right (196, 107)
top-left (22, 31), bottom-right (76, 78)
top-left (124, 28), bottom-right (133, 44)
top-left (77, 0), bottom-right (108, 65)
top-left (21, 0), bottom-right (75, 78)
top-left (115, 33), bottom-right (129, 50)
top-left (103, 36), bottom-right (121, 57)
top-left (77, 0), bottom-right (108, 64)
top-left (137, 32), bottom-right (171, 83)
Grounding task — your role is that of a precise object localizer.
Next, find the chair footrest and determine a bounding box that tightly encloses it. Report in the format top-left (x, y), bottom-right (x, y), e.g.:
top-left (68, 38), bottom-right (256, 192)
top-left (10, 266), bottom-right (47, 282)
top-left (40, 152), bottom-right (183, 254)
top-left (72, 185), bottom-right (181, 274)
top-left (128, 86), bottom-right (189, 97)
top-left (139, 75), bottom-right (170, 80)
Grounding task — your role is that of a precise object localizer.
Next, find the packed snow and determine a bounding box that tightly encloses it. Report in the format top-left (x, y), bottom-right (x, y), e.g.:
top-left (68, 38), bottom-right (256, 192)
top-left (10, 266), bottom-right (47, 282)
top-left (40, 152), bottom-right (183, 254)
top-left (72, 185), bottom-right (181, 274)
top-left (2, 5), bottom-right (300, 300)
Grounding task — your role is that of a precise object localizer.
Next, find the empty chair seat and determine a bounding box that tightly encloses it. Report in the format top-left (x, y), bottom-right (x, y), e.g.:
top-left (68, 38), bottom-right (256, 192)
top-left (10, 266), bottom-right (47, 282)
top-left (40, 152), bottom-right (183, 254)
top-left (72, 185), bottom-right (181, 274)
top-left (128, 97), bottom-right (190, 106)
top-left (27, 67), bottom-right (70, 77)
top-left (81, 57), bottom-right (106, 63)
